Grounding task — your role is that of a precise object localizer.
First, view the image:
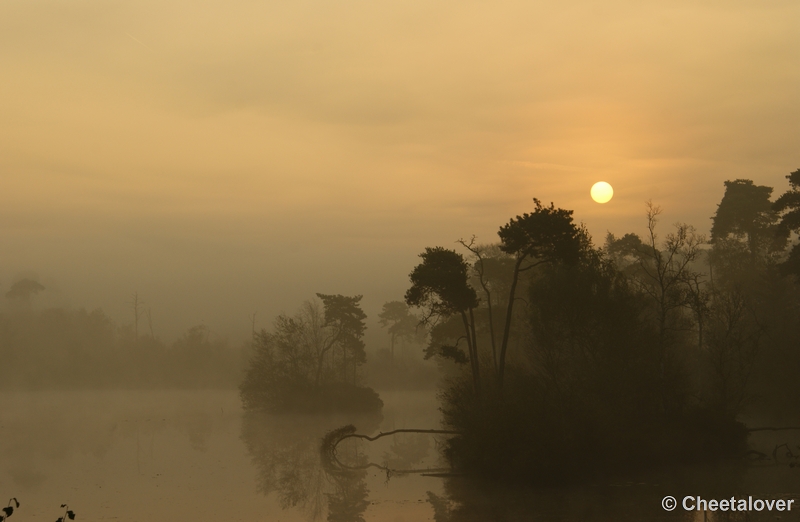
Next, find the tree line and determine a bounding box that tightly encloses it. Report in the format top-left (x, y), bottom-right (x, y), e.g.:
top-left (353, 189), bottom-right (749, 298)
top-left (403, 170), bottom-right (800, 483)
top-left (0, 303), bottom-right (243, 390)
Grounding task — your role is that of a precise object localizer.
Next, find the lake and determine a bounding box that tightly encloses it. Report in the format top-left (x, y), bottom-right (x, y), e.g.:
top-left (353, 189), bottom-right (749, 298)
top-left (1, 389), bottom-right (798, 521)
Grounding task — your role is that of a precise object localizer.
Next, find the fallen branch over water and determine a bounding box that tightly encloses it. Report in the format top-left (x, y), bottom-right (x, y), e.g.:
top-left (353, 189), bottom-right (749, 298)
top-left (337, 427), bottom-right (462, 442)
top-left (320, 425), bottom-right (461, 476)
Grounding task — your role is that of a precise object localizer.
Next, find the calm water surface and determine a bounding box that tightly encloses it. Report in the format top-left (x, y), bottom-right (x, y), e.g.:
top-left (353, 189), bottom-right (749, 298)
top-left (1, 389), bottom-right (798, 521)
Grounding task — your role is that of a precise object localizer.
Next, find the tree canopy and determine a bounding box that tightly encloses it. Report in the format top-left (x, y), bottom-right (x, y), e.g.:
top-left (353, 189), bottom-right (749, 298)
top-left (405, 247), bottom-right (481, 395)
top-left (498, 199), bottom-right (583, 266)
top-left (404, 247), bottom-right (478, 322)
top-left (5, 278), bottom-right (45, 302)
top-left (774, 169), bottom-right (800, 275)
top-left (377, 301), bottom-right (423, 360)
top-left (495, 199), bottom-right (585, 386)
top-left (711, 179), bottom-right (784, 256)
top-left (240, 295), bottom-right (378, 413)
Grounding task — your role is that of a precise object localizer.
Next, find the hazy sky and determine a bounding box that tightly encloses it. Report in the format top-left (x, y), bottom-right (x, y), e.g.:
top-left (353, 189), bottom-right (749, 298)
top-left (2, 0), bottom-right (799, 341)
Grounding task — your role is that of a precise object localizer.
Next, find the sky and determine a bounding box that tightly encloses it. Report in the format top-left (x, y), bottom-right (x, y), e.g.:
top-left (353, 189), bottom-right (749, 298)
top-left (1, 0), bottom-right (799, 342)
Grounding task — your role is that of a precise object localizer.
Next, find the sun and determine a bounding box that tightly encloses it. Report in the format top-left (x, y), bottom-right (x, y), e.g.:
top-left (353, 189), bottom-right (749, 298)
top-left (590, 181), bottom-right (613, 203)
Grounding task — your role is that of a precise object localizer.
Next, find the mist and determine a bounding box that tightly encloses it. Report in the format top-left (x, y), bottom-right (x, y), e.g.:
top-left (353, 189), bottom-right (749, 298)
top-left (2, 0), bottom-right (800, 520)
top-left (2, 0), bottom-right (799, 341)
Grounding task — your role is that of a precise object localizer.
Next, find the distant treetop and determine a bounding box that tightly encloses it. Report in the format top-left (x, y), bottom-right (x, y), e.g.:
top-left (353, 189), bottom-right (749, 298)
top-left (5, 278), bottom-right (45, 301)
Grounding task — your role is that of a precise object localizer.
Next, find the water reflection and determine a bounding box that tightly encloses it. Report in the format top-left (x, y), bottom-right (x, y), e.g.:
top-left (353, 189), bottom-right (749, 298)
top-left (382, 432), bottom-right (431, 471)
top-left (241, 408), bottom-right (453, 521)
top-left (240, 407), bottom-right (800, 522)
top-left (426, 459), bottom-right (800, 522)
top-left (0, 390), bottom-right (233, 491)
top-left (413, 421), bottom-right (800, 522)
top-left (4, 390), bottom-right (798, 521)
top-left (240, 410), bottom-right (381, 521)
top-left (325, 467), bottom-right (370, 522)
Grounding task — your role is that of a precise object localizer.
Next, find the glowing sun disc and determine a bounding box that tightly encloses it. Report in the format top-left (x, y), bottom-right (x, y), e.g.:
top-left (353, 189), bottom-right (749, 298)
top-left (591, 181), bottom-right (613, 203)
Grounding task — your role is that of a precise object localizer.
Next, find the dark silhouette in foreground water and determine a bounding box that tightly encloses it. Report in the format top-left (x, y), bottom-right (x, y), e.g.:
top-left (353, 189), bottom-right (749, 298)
top-left (1, 498), bottom-right (20, 522)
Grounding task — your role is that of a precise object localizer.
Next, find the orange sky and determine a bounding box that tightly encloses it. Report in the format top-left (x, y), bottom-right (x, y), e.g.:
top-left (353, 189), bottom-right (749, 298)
top-left (1, 0), bottom-right (798, 340)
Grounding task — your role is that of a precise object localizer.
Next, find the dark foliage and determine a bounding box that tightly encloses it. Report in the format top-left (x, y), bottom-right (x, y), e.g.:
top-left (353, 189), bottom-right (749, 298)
top-left (412, 182), bottom-right (800, 484)
top-left (0, 498), bottom-right (20, 522)
top-left (439, 254), bottom-right (748, 484)
top-left (56, 504), bottom-right (76, 522)
top-left (712, 179), bottom-right (784, 255)
top-left (270, 382), bottom-right (383, 414)
top-left (5, 279), bottom-right (45, 302)
top-left (240, 296), bottom-right (382, 414)
top-left (405, 247), bottom-right (483, 395)
top-left (405, 247), bottom-right (478, 321)
top-left (497, 199), bottom-right (582, 266)
top-left (774, 168), bottom-right (800, 276)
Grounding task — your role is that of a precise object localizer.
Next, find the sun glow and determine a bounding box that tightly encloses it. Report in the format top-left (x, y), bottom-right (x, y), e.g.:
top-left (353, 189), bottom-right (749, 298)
top-left (590, 182), bottom-right (613, 203)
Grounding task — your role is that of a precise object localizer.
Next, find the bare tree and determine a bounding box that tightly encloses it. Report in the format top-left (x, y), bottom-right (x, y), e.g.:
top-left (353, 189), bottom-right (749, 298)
top-left (146, 307), bottom-right (155, 340)
top-left (625, 202), bottom-right (707, 410)
top-left (684, 271), bottom-right (712, 350)
top-left (457, 237), bottom-right (500, 375)
top-left (637, 202), bottom-right (705, 351)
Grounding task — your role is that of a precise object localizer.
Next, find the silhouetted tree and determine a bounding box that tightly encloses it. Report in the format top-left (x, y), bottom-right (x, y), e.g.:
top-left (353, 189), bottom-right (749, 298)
top-left (774, 168), bottom-right (800, 276)
top-left (240, 301), bottom-right (325, 409)
top-left (496, 199), bottom-right (584, 387)
top-left (240, 296), bottom-right (378, 412)
top-left (316, 293), bottom-right (367, 385)
top-left (606, 228), bottom-right (712, 349)
top-left (4, 279), bottom-right (45, 305)
top-left (418, 196), bottom-right (762, 484)
top-left (711, 179), bottom-right (784, 258)
top-left (606, 203), bottom-right (706, 412)
top-left (524, 248), bottom-right (672, 457)
top-left (604, 232), bottom-right (648, 271)
top-left (699, 172), bottom-right (800, 418)
top-left (456, 239), bottom-right (515, 374)
top-left (405, 247), bottom-right (481, 396)
top-left (406, 201), bottom-right (585, 393)
top-left (639, 203), bottom-right (703, 360)
top-left (377, 301), bottom-right (422, 362)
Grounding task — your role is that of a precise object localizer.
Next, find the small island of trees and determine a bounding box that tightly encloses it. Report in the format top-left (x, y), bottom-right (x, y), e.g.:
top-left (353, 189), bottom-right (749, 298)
top-left (239, 293), bottom-right (383, 414)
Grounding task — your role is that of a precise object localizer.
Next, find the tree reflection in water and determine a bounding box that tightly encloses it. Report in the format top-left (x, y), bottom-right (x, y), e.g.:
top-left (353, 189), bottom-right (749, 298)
top-left (240, 410), bottom-right (381, 521)
top-left (324, 466), bottom-right (370, 522)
